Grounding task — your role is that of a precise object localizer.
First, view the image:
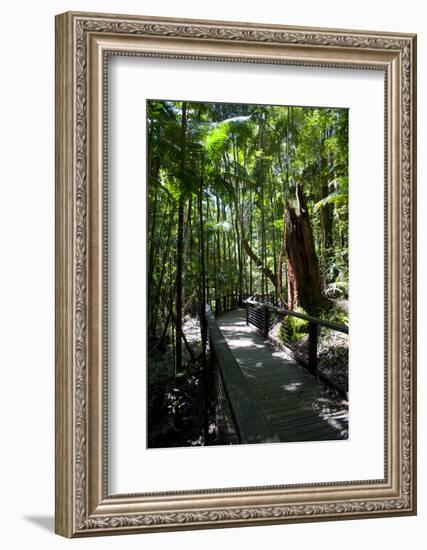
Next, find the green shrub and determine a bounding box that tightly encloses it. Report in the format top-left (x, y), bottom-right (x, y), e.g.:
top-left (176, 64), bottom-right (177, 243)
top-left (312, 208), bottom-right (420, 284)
top-left (328, 304), bottom-right (349, 326)
top-left (281, 307), bottom-right (309, 342)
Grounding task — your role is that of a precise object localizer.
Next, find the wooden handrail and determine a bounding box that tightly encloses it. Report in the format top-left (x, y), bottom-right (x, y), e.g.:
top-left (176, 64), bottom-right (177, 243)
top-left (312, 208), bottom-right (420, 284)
top-left (205, 306), bottom-right (278, 444)
top-left (245, 298), bottom-right (348, 383)
top-left (245, 298), bottom-right (348, 334)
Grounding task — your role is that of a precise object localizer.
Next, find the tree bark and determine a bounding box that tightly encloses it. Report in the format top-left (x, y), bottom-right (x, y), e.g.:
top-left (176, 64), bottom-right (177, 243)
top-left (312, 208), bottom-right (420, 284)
top-left (285, 183), bottom-right (326, 316)
top-left (270, 177), bottom-right (278, 305)
top-left (198, 162), bottom-right (208, 443)
top-left (277, 207), bottom-right (286, 302)
top-left (249, 189), bottom-right (253, 295)
top-left (215, 194), bottom-right (222, 304)
top-left (277, 106), bottom-right (291, 306)
top-left (150, 207), bottom-right (173, 335)
top-left (286, 255), bottom-right (298, 311)
top-left (320, 125), bottom-right (334, 265)
top-left (175, 102), bottom-right (187, 372)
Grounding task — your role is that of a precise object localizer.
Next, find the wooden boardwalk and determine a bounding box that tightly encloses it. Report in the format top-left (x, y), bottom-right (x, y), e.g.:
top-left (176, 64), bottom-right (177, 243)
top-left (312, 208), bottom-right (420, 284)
top-left (217, 309), bottom-right (348, 442)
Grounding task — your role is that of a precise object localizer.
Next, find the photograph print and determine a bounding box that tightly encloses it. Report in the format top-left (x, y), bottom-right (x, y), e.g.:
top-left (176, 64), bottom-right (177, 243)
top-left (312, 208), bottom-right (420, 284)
top-left (147, 99), bottom-right (349, 449)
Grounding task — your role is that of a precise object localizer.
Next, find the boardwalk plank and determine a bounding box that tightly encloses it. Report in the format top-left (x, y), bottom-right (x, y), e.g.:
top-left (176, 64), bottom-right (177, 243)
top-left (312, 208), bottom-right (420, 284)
top-left (276, 423), bottom-right (346, 439)
top-left (275, 417), bottom-right (345, 436)
top-left (217, 309), bottom-right (348, 443)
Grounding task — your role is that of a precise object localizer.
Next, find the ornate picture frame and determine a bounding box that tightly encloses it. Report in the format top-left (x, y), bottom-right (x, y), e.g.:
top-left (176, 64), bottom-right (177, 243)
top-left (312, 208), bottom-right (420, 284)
top-left (55, 11), bottom-right (416, 537)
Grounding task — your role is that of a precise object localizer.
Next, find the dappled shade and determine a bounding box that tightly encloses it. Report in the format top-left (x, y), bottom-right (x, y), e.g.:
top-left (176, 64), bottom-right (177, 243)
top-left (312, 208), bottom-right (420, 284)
top-left (218, 309), bottom-right (348, 442)
top-left (147, 99), bottom-right (349, 448)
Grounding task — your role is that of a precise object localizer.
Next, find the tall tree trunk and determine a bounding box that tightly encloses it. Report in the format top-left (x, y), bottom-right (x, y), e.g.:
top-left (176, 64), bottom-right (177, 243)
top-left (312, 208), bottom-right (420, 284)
top-left (232, 139), bottom-right (244, 304)
top-left (278, 106), bottom-right (291, 306)
top-left (258, 114), bottom-right (267, 299)
top-left (261, 192), bottom-right (266, 298)
top-left (213, 194), bottom-right (221, 309)
top-left (320, 126), bottom-right (334, 266)
top-left (221, 200), bottom-right (228, 309)
top-left (187, 195), bottom-right (194, 290)
top-left (150, 205), bottom-right (174, 335)
top-left (249, 189), bottom-right (253, 295)
top-left (147, 156), bottom-right (160, 282)
top-left (198, 161), bottom-right (208, 443)
top-left (147, 156), bottom-right (161, 326)
top-left (230, 204), bottom-right (239, 297)
top-left (224, 201), bottom-right (232, 297)
top-left (277, 207), bottom-right (286, 303)
top-left (169, 256), bottom-right (176, 380)
top-left (285, 183), bottom-right (326, 316)
top-left (210, 199), bottom-right (218, 302)
top-left (175, 102), bottom-right (187, 372)
top-left (270, 173), bottom-right (278, 305)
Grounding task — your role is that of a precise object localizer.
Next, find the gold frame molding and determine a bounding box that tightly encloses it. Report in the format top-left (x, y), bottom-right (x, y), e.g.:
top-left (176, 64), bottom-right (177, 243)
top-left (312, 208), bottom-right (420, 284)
top-left (55, 11), bottom-right (417, 537)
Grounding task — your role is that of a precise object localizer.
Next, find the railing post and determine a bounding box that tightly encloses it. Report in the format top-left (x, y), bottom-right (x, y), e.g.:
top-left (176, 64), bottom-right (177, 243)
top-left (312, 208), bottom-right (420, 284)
top-left (308, 322), bottom-right (318, 373)
top-left (246, 302), bottom-right (249, 325)
top-left (263, 305), bottom-right (269, 339)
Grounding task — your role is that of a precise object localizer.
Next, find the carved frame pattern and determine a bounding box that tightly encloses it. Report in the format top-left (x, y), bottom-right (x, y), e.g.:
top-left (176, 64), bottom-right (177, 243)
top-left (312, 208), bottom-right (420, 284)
top-left (55, 11), bottom-right (416, 537)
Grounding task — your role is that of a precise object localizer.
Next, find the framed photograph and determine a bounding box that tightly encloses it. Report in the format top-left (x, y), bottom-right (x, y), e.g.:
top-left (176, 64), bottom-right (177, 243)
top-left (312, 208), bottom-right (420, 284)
top-left (55, 11), bottom-right (417, 537)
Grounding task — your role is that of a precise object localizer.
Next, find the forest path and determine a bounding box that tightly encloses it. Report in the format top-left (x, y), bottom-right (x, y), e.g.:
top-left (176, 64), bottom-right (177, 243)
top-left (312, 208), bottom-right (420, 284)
top-left (216, 309), bottom-right (348, 442)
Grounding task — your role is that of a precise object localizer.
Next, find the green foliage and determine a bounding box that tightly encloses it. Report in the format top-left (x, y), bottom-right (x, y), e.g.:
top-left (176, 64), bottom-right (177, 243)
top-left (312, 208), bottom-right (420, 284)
top-left (205, 115), bottom-right (252, 156)
top-left (205, 123), bottom-right (230, 154)
top-left (314, 177), bottom-right (348, 211)
top-left (327, 303), bottom-right (349, 326)
top-left (281, 307), bottom-right (309, 342)
top-left (146, 99), bottom-right (349, 354)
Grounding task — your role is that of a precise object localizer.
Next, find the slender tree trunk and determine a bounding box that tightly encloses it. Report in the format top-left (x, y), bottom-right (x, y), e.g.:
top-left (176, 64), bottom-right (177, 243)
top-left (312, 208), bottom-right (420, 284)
top-left (198, 161), bottom-right (208, 443)
top-left (222, 201), bottom-right (232, 299)
top-left (211, 198), bottom-right (218, 301)
top-left (261, 194), bottom-right (266, 298)
top-left (215, 194), bottom-right (222, 310)
top-left (148, 156), bottom-right (160, 281)
top-left (150, 200), bottom-right (169, 283)
top-left (277, 208), bottom-right (286, 304)
top-left (175, 102), bottom-right (187, 372)
top-left (148, 311), bottom-right (171, 356)
top-left (150, 207), bottom-right (174, 334)
top-left (169, 256), bottom-right (176, 379)
top-left (230, 204), bottom-right (239, 297)
top-left (219, 201), bottom-right (230, 310)
top-left (232, 139), bottom-right (244, 304)
top-left (270, 183), bottom-right (278, 305)
top-left (320, 128), bottom-right (334, 263)
top-left (187, 195), bottom-right (194, 290)
top-left (278, 106), bottom-right (291, 307)
top-left (147, 156), bottom-right (161, 331)
top-left (249, 189), bottom-right (253, 295)
top-left (207, 195), bottom-right (214, 305)
top-left (258, 116), bottom-right (267, 299)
